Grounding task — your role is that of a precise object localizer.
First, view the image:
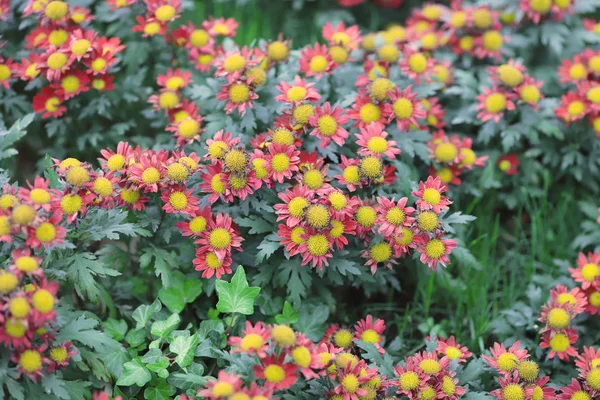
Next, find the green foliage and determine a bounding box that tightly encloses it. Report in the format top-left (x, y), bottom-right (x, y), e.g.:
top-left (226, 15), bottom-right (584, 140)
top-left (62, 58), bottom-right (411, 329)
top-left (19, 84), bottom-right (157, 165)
top-left (215, 266), bottom-right (261, 315)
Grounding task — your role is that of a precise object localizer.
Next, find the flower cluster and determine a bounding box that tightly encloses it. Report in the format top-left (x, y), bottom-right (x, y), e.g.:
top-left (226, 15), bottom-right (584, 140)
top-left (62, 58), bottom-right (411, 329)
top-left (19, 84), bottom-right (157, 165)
top-left (393, 336), bottom-right (471, 399)
top-left (0, 180), bottom-right (77, 381)
top-left (555, 50), bottom-right (600, 134)
top-left (0, 0), bottom-right (124, 118)
top-left (426, 131), bottom-right (487, 185)
top-left (520, 0), bottom-right (574, 25)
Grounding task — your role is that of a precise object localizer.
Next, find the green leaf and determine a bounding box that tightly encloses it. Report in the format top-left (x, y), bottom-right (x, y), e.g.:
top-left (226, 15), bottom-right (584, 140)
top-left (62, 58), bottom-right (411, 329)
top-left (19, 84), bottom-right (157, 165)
top-left (255, 234), bottom-right (280, 264)
top-left (158, 273), bottom-right (203, 313)
top-left (104, 318), bottom-right (128, 341)
top-left (76, 208), bottom-right (152, 241)
top-left (132, 300), bottom-right (162, 329)
top-left (296, 304), bottom-right (329, 341)
top-left (167, 364), bottom-right (206, 391)
top-left (144, 380), bottom-right (176, 400)
top-left (215, 266), bottom-right (261, 315)
top-left (116, 358), bottom-right (151, 387)
top-left (41, 374), bottom-right (69, 399)
top-left (169, 333), bottom-right (199, 368)
top-left (55, 314), bottom-right (121, 353)
top-left (139, 246), bottom-right (177, 288)
top-left (275, 301), bottom-right (300, 325)
top-left (150, 314), bottom-right (181, 339)
top-left (234, 216), bottom-right (273, 234)
top-left (125, 328), bottom-right (147, 348)
top-left (0, 113), bottom-right (34, 161)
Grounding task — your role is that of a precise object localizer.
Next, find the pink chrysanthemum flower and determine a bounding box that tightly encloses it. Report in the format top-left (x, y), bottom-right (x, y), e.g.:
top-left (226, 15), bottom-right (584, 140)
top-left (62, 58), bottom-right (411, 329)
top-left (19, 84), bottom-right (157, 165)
top-left (385, 85), bottom-right (426, 132)
top-left (415, 233), bottom-right (456, 270)
top-left (335, 156), bottom-right (362, 192)
top-left (298, 229), bottom-right (334, 269)
top-left (413, 351), bottom-right (450, 377)
top-left (193, 247), bottom-right (232, 279)
top-left (332, 360), bottom-right (376, 400)
top-left (117, 186), bottom-right (148, 211)
top-left (157, 68), bottom-right (192, 91)
top-left (175, 206), bottom-right (213, 238)
top-left (584, 286), bottom-right (600, 315)
top-left (390, 227), bottom-right (418, 258)
top-left (575, 346), bottom-right (600, 377)
top-left (354, 315), bottom-right (385, 353)
top-left (549, 284), bottom-right (587, 315)
top-left (197, 370), bottom-right (243, 399)
top-left (476, 87), bottom-right (516, 123)
top-left (228, 321), bottom-right (271, 358)
top-left (18, 176), bottom-right (57, 212)
top-left (275, 75), bottom-right (321, 105)
top-left (9, 248), bottom-right (44, 279)
top-left (519, 0), bottom-right (552, 24)
top-left (195, 213), bottom-right (243, 262)
top-left (569, 252), bottom-right (600, 290)
top-left (516, 76), bottom-right (544, 109)
top-left (308, 102), bottom-right (349, 148)
top-left (361, 239), bottom-right (397, 274)
top-left (274, 185), bottom-right (314, 227)
top-left (225, 171), bottom-right (262, 201)
top-left (393, 358), bottom-right (425, 397)
top-left (203, 17), bottom-right (239, 37)
top-left (555, 92), bottom-right (588, 124)
top-left (322, 21), bottom-right (362, 49)
top-left (490, 371), bottom-right (524, 400)
top-left (128, 154), bottom-right (165, 193)
top-left (204, 130), bottom-right (241, 163)
top-left (482, 341), bottom-right (529, 375)
top-left (278, 224), bottom-right (307, 256)
top-left (557, 379), bottom-right (594, 400)
top-left (474, 30), bottom-right (505, 60)
top-left (299, 43), bottom-right (334, 78)
top-left (355, 122), bottom-right (400, 159)
top-left (400, 48), bottom-right (434, 84)
top-left (265, 143), bottom-right (300, 184)
top-left (215, 47), bottom-right (256, 78)
top-left (254, 354), bottom-right (299, 391)
top-left (376, 196), bottom-right (415, 237)
top-left (199, 164), bottom-right (227, 203)
top-left (412, 176), bottom-right (451, 213)
top-left (328, 217), bottom-right (357, 250)
top-left (161, 185), bottom-right (199, 216)
top-left (216, 79), bottom-right (258, 116)
top-left (25, 213), bottom-right (66, 250)
top-left (557, 55), bottom-right (589, 84)
top-left (488, 59), bottom-right (527, 89)
top-left (287, 335), bottom-right (323, 379)
top-left (347, 93), bottom-right (387, 128)
top-left (435, 336), bottom-right (472, 364)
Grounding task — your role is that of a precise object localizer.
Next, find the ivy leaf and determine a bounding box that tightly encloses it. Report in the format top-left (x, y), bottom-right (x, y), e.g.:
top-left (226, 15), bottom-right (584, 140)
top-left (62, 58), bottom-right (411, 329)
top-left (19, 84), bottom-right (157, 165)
top-left (158, 273), bottom-right (203, 313)
top-left (132, 300), bottom-right (162, 329)
top-left (167, 364), bottom-right (206, 391)
top-left (104, 319), bottom-right (128, 341)
top-left (143, 380), bottom-right (176, 400)
top-left (116, 358), bottom-right (151, 387)
top-left (215, 266), bottom-right (261, 315)
top-left (275, 301), bottom-right (300, 325)
top-left (170, 333), bottom-right (199, 368)
top-left (150, 314), bottom-right (181, 339)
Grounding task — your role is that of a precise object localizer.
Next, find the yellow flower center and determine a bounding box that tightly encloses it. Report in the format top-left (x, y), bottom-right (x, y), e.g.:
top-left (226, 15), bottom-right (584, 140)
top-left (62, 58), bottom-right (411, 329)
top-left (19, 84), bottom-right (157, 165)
top-left (288, 197), bottom-right (308, 218)
top-left (32, 289), bottom-right (54, 313)
top-left (307, 234), bottom-right (329, 256)
top-left (247, 67), bottom-right (266, 87)
top-left (224, 54), bottom-right (246, 73)
top-left (28, 188), bottom-right (49, 205)
top-left (166, 76), bottom-right (185, 91)
top-left (268, 41), bottom-right (289, 61)
top-left (408, 53), bottom-right (427, 73)
top-left (587, 369), bottom-right (600, 390)
top-left (229, 83), bottom-right (250, 103)
top-left (392, 98), bottom-right (414, 120)
top-left (71, 39), bottom-right (91, 56)
top-left (209, 228), bottom-right (231, 249)
top-left (334, 329), bottom-right (354, 348)
top-left (531, 386), bottom-right (543, 400)
top-left (378, 44), bottom-right (399, 62)
top-left (61, 194), bottom-right (83, 215)
top-left (356, 206), bottom-right (376, 227)
top-left (271, 325), bottom-right (296, 346)
top-left (303, 169), bottom-right (324, 189)
top-left (208, 141), bottom-right (229, 159)
top-left (568, 101), bottom-right (585, 116)
top-left (590, 291), bottom-right (600, 307)
top-left (197, 54), bottom-right (213, 65)
top-left (19, 350), bottom-right (43, 373)
top-left (224, 149), bottom-right (248, 173)
top-left (45, 1), bottom-right (68, 20)
top-left (264, 365), bottom-right (285, 383)
top-left (483, 30), bottom-right (503, 51)
top-left (211, 174), bottom-right (225, 194)
top-left (485, 93), bottom-right (507, 113)
top-left (107, 154), bottom-right (125, 171)
top-left (326, 193), bottom-right (346, 211)
top-left (12, 204), bottom-right (35, 225)
top-left (272, 128), bottom-right (295, 146)
top-left (425, 239), bottom-right (446, 260)
top-left (588, 56), bottom-right (600, 73)
top-left (435, 143), bottom-right (458, 163)
top-left (570, 391), bottom-right (591, 400)
top-left (419, 359), bottom-right (441, 374)
top-left (252, 158), bottom-right (268, 179)
top-left (25, 63), bottom-right (40, 79)
top-left (473, 8), bottom-right (492, 29)
top-left (16, 256), bottom-right (38, 273)
top-left (520, 85), bottom-right (540, 104)
top-left (370, 78), bottom-right (395, 101)
top-left (587, 87), bottom-right (600, 104)
top-left (36, 222), bottom-right (57, 243)
top-left (169, 192), bottom-right (188, 211)
top-left (360, 103), bottom-right (381, 124)
top-left (141, 167), bottom-right (160, 184)
top-left (418, 211), bottom-right (439, 232)
top-left (450, 11), bottom-right (467, 28)
top-left (291, 226), bottom-right (305, 244)
top-left (229, 174), bottom-right (247, 190)
top-left (502, 384), bottom-right (524, 400)
top-left (287, 86), bottom-right (307, 102)
top-left (292, 346), bottom-right (312, 368)
top-left (166, 163), bottom-right (189, 182)
top-left (144, 21), bottom-right (161, 35)
top-left (421, 33), bottom-right (437, 50)
top-left (498, 65), bottom-right (523, 87)
top-left (359, 156), bottom-right (382, 179)
top-left (530, 0), bottom-right (551, 13)
top-left (212, 382), bottom-right (234, 397)
top-left (91, 58), bottom-right (106, 72)
top-left (445, 346), bottom-right (461, 359)
top-left (442, 376), bottom-right (455, 395)
top-left (385, 207), bottom-right (405, 226)
top-left (569, 63), bottom-right (587, 79)
top-left (309, 55), bottom-right (328, 73)
top-left (370, 242), bottom-right (392, 262)
top-left (50, 347), bottom-right (68, 362)
top-left (49, 29), bottom-right (68, 46)
top-left (360, 329), bottom-right (379, 344)
top-left (557, 293), bottom-right (576, 305)
top-left (343, 166), bottom-right (360, 184)
top-left (293, 104), bottom-right (315, 124)
top-left (189, 216), bottom-right (207, 233)
top-left (271, 153), bottom-right (290, 173)
top-left (517, 360), bottom-right (539, 382)
top-left (317, 115), bottom-right (338, 137)
top-left (93, 177), bottom-right (113, 197)
top-left (395, 227), bottom-right (414, 246)
top-left (205, 252), bottom-right (223, 269)
top-left (47, 52), bottom-right (67, 70)
top-left (155, 4), bottom-right (175, 21)
top-left (550, 333), bottom-right (569, 352)
top-left (335, 352), bottom-right (358, 369)
top-left (330, 46), bottom-right (349, 64)
top-left (241, 333), bottom-right (264, 351)
top-left (342, 374), bottom-right (360, 394)
top-left (582, 263), bottom-right (600, 281)
top-left (547, 308), bottom-right (570, 329)
top-left (459, 36), bottom-right (474, 51)
top-left (159, 91), bottom-right (179, 109)
top-left (9, 297), bottom-right (30, 318)
top-left (497, 352), bottom-right (518, 371)
top-left (5, 318), bottom-right (25, 337)
top-left (178, 157), bottom-right (197, 170)
top-left (331, 32), bottom-right (351, 46)
top-left (190, 29), bottom-right (209, 47)
top-left (399, 371), bottom-right (419, 390)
